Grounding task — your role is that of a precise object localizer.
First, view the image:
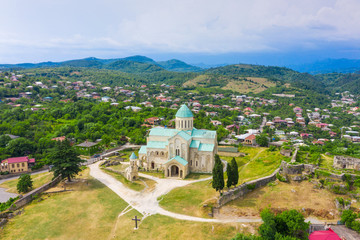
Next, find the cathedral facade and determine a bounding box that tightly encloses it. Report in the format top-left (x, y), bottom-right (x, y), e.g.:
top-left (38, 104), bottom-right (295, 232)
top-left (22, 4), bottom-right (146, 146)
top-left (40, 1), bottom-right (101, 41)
top-left (138, 104), bottom-right (217, 179)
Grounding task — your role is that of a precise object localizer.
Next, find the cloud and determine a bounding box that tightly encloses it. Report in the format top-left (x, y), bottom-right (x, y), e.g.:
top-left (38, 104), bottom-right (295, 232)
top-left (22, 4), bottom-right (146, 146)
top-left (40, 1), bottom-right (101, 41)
top-left (0, 0), bottom-right (359, 62)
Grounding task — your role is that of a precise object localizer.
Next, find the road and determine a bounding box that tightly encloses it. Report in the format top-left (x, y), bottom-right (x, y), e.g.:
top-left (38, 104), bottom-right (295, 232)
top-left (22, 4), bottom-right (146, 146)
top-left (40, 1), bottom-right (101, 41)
top-left (0, 169), bottom-right (49, 202)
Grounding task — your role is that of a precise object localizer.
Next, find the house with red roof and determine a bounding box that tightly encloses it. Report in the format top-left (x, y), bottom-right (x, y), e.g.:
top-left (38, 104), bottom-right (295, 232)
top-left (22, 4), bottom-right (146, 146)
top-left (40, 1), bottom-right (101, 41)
top-left (1, 156), bottom-right (35, 173)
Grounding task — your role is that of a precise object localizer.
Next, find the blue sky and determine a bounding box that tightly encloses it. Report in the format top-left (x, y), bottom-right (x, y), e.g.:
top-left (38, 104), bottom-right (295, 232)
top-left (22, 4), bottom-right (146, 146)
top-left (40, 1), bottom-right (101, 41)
top-left (0, 0), bottom-right (359, 65)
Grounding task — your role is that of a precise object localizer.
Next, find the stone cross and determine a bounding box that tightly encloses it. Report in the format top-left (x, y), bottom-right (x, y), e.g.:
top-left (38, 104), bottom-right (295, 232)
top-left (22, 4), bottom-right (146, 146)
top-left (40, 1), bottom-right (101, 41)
top-left (132, 215), bottom-right (141, 229)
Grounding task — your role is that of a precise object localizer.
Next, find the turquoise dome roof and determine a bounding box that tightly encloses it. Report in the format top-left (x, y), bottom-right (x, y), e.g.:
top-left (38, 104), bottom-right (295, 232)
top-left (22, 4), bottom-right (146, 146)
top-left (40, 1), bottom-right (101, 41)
top-left (129, 152), bottom-right (138, 159)
top-left (175, 104), bottom-right (194, 118)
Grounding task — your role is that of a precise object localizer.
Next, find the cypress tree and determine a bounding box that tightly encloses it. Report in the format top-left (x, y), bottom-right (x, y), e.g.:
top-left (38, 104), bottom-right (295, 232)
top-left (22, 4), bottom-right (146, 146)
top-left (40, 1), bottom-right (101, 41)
top-left (226, 162), bottom-right (232, 189)
top-left (212, 154), bottom-right (224, 194)
top-left (231, 157), bottom-right (239, 187)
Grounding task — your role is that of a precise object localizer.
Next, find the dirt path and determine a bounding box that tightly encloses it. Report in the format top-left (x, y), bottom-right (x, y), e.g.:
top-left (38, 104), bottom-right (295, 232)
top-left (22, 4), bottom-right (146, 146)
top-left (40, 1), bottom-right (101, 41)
top-left (238, 148), bottom-right (266, 176)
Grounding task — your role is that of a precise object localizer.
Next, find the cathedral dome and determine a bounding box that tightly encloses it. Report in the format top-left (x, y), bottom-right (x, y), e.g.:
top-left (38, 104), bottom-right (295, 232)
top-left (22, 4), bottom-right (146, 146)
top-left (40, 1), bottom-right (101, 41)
top-left (175, 104), bottom-right (193, 118)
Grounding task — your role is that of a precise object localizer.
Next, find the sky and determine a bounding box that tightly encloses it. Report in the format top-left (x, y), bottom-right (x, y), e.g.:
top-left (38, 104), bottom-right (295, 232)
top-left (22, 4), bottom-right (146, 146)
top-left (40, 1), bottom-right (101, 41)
top-left (0, 0), bottom-right (360, 65)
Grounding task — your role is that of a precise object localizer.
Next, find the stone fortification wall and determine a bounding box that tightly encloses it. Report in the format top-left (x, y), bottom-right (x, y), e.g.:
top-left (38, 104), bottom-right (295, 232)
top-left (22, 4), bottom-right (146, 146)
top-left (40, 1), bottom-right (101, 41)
top-left (333, 156), bottom-right (360, 170)
top-left (217, 168), bottom-right (279, 207)
top-left (9, 175), bottom-right (62, 210)
top-left (280, 161), bottom-right (316, 175)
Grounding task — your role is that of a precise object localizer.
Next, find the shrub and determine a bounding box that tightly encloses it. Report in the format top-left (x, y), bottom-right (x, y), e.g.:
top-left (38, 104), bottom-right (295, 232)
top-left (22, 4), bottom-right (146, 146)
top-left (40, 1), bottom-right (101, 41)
top-left (247, 183), bottom-right (256, 190)
top-left (276, 173), bottom-right (287, 182)
top-left (17, 174), bottom-right (33, 193)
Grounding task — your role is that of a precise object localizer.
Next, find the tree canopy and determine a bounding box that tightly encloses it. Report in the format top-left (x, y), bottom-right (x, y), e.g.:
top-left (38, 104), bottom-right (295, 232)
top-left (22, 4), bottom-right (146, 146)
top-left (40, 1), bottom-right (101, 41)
top-left (48, 140), bottom-right (85, 181)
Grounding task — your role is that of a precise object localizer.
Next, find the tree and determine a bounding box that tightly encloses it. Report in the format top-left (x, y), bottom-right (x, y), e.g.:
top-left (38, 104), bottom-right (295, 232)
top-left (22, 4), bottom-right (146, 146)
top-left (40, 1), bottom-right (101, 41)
top-left (230, 157), bottom-right (239, 187)
top-left (212, 154), bottom-right (224, 194)
top-left (259, 209), bottom-right (277, 240)
top-left (6, 137), bottom-right (36, 157)
top-left (256, 134), bottom-right (269, 147)
top-left (226, 162), bottom-right (233, 189)
top-left (17, 174), bottom-right (33, 193)
top-left (48, 140), bottom-right (85, 182)
top-left (259, 209), bottom-right (309, 240)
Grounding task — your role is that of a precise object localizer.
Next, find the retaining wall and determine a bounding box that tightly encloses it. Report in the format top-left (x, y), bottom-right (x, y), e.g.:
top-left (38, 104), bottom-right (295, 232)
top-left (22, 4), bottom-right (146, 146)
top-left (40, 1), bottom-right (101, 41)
top-left (217, 168), bottom-right (279, 207)
top-left (9, 175), bottom-right (62, 210)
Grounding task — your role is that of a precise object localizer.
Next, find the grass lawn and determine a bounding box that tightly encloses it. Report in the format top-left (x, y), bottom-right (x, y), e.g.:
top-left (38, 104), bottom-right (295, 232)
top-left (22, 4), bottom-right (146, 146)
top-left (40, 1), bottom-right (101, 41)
top-left (1, 168), bottom-right (253, 240)
top-left (108, 164), bottom-right (129, 172)
top-left (222, 181), bottom-right (340, 220)
top-left (0, 172), bottom-right (54, 194)
top-left (102, 168), bottom-right (156, 192)
top-left (0, 168), bottom-right (129, 240)
top-left (320, 154), bottom-right (334, 169)
top-left (185, 172), bottom-right (212, 180)
top-left (159, 147), bottom-right (285, 218)
top-left (238, 149), bottom-right (284, 183)
top-left (159, 180), bottom-right (217, 218)
top-left (139, 170), bottom-right (165, 178)
top-left (113, 210), bottom-right (250, 240)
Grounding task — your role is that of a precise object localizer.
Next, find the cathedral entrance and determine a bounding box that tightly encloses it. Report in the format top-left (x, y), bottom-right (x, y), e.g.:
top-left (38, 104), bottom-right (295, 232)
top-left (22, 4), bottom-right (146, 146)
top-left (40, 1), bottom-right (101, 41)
top-left (170, 165), bottom-right (179, 177)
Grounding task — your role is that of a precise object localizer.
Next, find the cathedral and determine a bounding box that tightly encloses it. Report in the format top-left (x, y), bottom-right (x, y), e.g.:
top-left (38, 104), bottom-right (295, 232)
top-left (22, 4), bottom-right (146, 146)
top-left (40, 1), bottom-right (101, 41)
top-left (138, 104), bottom-right (218, 179)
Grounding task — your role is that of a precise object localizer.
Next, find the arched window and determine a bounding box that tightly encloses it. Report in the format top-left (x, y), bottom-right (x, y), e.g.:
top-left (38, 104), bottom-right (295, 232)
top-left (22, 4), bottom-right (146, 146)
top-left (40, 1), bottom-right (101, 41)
top-left (176, 149), bottom-right (180, 156)
top-left (196, 161), bottom-right (198, 167)
top-left (156, 151), bottom-right (159, 156)
top-left (190, 160), bottom-right (192, 166)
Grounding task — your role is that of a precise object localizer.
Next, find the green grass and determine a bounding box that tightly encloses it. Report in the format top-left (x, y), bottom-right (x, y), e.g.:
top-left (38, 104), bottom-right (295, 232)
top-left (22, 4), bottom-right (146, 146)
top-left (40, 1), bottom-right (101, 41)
top-left (238, 150), bottom-right (283, 183)
top-left (0, 172), bottom-right (54, 194)
top-left (159, 180), bottom-right (217, 218)
top-left (139, 171), bottom-right (165, 178)
top-left (1, 168), bottom-right (250, 240)
top-left (102, 168), bottom-right (146, 191)
top-left (108, 164), bottom-right (129, 172)
top-left (0, 168), bottom-right (130, 240)
top-left (159, 147), bottom-right (284, 218)
top-left (113, 212), bottom-right (245, 240)
top-left (185, 173), bottom-right (212, 180)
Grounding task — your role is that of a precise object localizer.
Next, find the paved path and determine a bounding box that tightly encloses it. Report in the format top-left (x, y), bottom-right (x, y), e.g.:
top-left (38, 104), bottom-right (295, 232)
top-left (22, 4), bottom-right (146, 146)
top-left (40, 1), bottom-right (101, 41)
top-left (90, 161), bottom-right (262, 223)
top-left (0, 169), bottom-right (49, 202)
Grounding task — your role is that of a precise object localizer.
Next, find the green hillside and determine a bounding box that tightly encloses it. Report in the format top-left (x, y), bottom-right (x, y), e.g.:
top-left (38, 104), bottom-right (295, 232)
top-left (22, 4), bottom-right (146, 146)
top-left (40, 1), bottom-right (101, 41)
top-left (104, 60), bottom-right (165, 73)
top-left (157, 59), bottom-right (202, 72)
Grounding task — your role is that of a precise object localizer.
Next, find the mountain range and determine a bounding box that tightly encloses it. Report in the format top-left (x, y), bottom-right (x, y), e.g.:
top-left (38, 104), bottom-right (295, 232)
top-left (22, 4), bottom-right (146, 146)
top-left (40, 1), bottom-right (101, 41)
top-left (0, 55), bottom-right (202, 73)
top-left (2, 55), bottom-right (360, 95)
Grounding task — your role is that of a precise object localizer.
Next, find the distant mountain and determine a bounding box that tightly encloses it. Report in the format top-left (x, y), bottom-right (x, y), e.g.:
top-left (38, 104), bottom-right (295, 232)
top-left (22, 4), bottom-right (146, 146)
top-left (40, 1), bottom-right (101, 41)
top-left (157, 59), bottom-right (202, 72)
top-left (0, 55), bottom-right (202, 73)
top-left (105, 60), bottom-right (164, 73)
top-left (123, 55), bottom-right (156, 63)
top-left (290, 58), bottom-right (360, 74)
top-left (60, 58), bottom-right (104, 68)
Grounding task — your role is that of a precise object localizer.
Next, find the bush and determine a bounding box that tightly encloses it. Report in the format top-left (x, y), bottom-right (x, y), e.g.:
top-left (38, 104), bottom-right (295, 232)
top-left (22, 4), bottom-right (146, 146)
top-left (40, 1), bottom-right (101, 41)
top-left (276, 173), bottom-right (287, 182)
top-left (0, 197), bottom-right (19, 212)
top-left (17, 174), bottom-right (33, 193)
top-left (247, 183), bottom-right (256, 190)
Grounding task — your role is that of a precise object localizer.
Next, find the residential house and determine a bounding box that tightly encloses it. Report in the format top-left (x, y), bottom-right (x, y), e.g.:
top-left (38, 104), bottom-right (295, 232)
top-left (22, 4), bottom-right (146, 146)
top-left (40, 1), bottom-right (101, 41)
top-left (1, 156), bottom-right (36, 173)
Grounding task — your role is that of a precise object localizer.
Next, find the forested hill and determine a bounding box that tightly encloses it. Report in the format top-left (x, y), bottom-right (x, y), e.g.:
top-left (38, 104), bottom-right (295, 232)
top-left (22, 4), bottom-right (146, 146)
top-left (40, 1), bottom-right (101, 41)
top-left (205, 64), bottom-right (328, 94)
top-left (0, 55), bottom-right (202, 73)
top-left (3, 55), bottom-right (360, 95)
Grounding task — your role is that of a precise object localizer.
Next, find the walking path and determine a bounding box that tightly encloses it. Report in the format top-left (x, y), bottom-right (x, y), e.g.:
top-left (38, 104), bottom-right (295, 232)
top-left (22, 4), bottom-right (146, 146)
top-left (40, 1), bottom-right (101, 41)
top-left (90, 161), bottom-right (324, 224)
top-left (90, 161), bottom-right (260, 223)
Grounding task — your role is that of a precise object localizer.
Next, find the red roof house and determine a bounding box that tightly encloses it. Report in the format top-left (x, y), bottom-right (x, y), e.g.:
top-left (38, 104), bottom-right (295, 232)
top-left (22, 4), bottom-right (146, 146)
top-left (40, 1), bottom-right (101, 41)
top-left (309, 228), bottom-right (341, 240)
